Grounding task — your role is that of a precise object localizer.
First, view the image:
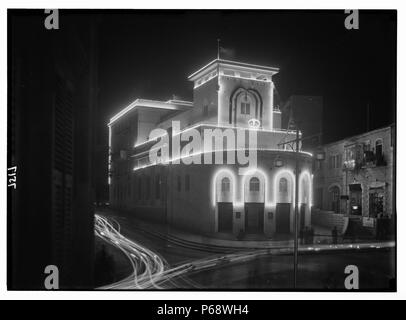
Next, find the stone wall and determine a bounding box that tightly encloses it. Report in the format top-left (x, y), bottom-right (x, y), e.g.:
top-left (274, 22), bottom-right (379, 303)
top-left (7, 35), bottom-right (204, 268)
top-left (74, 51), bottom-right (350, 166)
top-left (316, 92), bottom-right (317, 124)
top-left (311, 208), bottom-right (349, 234)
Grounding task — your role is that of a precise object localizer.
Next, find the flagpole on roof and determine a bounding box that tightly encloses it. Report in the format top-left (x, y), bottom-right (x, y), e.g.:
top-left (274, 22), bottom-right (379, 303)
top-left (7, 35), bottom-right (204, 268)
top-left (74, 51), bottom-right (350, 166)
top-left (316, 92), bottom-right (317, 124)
top-left (216, 39), bottom-right (220, 93)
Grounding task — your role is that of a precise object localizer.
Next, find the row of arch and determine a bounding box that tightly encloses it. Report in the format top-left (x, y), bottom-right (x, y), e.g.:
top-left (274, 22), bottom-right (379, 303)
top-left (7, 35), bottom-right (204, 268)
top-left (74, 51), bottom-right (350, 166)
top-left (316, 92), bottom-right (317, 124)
top-left (212, 168), bottom-right (312, 207)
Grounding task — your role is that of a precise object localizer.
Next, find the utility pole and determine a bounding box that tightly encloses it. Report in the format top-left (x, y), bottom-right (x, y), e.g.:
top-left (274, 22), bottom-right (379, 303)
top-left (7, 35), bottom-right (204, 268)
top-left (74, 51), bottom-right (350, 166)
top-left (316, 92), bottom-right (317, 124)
top-left (278, 127), bottom-right (325, 289)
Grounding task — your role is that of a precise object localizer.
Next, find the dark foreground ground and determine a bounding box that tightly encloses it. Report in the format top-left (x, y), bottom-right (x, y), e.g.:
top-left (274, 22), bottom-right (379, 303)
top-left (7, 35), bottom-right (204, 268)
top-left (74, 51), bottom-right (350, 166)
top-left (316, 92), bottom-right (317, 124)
top-left (97, 210), bottom-right (396, 290)
top-left (186, 248), bottom-right (395, 290)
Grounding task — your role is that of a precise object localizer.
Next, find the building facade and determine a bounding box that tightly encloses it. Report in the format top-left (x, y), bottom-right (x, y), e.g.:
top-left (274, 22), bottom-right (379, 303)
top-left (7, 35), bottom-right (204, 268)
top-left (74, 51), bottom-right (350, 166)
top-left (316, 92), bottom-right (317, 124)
top-left (109, 59), bottom-right (315, 237)
top-left (313, 125), bottom-right (395, 233)
top-left (9, 13), bottom-right (96, 289)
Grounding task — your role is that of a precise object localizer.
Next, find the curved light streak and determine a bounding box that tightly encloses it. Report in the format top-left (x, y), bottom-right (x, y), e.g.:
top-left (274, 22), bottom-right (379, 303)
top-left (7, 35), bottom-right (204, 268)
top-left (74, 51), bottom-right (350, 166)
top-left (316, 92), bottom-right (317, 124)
top-left (95, 214), bottom-right (393, 290)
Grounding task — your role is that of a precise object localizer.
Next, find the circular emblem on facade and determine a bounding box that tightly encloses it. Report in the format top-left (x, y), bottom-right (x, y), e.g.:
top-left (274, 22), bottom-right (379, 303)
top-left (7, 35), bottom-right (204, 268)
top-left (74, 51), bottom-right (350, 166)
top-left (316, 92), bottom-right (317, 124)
top-left (248, 118), bottom-right (261, 128)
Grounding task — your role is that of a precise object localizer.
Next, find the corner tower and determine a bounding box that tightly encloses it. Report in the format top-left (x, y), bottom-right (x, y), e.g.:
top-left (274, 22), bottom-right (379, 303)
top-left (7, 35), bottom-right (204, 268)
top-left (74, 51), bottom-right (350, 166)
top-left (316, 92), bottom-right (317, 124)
top-left (188, 59), bottom-right (279, 130)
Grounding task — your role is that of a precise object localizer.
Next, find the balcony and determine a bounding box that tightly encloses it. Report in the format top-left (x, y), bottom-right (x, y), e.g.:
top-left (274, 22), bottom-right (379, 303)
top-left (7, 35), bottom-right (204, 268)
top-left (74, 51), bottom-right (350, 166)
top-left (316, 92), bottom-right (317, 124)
top-left (362, 151), bottom-right (387, 168)
top-left (343, 147), bottom-right (386, 171)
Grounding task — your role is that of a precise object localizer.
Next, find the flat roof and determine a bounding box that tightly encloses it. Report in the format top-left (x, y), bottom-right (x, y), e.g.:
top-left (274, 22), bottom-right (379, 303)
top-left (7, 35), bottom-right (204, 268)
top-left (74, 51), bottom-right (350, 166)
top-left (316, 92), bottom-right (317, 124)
top-left (188, 59), bottom-right (279, 81)
top-left (108, 98), bottom-right (193, 126)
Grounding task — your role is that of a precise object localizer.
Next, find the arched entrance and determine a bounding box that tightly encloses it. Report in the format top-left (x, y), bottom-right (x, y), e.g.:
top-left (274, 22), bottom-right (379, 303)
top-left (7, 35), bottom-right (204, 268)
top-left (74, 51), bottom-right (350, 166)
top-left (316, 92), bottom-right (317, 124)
top-left (214, 171), bottom-right (235, 233)
top-left (275, 171), bottom-right (294, 234)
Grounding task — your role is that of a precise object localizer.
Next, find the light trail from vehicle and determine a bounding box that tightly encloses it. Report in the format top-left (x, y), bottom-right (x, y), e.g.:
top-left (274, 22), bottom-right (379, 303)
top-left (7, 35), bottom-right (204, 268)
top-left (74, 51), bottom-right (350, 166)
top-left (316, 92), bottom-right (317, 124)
top-left (95, 214), bottom-right (395, 290)
top-left (95, 214), bottom-right (201, 289)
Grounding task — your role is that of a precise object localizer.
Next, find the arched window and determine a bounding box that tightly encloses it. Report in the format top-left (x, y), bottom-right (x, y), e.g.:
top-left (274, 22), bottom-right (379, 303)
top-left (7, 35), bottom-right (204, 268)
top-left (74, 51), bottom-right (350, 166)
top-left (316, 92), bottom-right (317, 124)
top-left (279, 177), bottom-right (288, 193)
top-left (249, 177), bottom-right (260, 192)
top-left (221, 177), bottom-right (230, 192)
top-left (329, 186), bottom-right (340, 213)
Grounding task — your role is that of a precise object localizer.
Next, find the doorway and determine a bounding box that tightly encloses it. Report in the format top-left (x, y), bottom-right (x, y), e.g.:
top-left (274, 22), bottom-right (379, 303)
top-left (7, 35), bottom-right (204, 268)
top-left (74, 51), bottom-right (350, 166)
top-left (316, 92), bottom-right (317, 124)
top-left (276, 203), bottom-right (291, 234)
top-left (218, 202), bottom-right (233, 233)
top-left (244, 203), bottom-right (264, 234)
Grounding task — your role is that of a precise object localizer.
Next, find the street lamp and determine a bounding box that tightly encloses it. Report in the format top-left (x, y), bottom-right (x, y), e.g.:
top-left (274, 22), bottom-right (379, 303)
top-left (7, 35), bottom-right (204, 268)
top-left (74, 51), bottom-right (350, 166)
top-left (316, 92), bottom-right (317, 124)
top-left (274, 155), bottom-right (284, 168)
top-left (315, 147), bottom-right (326, 161)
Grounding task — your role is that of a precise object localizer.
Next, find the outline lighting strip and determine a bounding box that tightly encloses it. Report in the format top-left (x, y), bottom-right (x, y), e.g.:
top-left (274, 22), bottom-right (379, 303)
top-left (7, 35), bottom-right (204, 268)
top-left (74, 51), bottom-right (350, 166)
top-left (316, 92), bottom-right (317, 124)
top-left (133, 133), bottom-right (168, 149)
top-left (108, 99), bottom-right (193, 126)
top-left (188, 59), bottom-right (279, 80)
top-left (133, 123), bottom-right (300, 149)
top-left (131, 147), bottom-right (313, 172)
top-left (299, 171), bottom-right (313, 208)
top-left (194, 72), bottom-right (272, 90)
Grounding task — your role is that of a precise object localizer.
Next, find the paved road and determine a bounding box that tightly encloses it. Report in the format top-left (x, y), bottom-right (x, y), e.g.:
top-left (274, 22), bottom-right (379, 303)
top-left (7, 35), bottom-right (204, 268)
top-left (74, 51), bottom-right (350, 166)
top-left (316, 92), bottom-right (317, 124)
top-left (187, 248), bottom-right (395, 290)
top-left (96, 211), bottom-right (396, 290)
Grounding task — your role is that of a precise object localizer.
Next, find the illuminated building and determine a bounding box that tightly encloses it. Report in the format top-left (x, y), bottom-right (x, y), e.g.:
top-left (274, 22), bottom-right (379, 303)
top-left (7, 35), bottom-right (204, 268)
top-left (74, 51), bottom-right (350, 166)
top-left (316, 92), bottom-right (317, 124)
top-left (312, 125), bottom-right (395, 236)
top-left (108, 59), bottom-right (314, 237)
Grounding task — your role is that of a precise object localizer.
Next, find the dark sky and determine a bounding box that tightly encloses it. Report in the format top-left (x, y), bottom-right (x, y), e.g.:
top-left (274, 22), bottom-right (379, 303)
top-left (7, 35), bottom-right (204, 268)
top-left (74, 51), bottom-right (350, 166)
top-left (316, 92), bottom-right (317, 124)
top-left (98, 10), bottom-right (396, 143)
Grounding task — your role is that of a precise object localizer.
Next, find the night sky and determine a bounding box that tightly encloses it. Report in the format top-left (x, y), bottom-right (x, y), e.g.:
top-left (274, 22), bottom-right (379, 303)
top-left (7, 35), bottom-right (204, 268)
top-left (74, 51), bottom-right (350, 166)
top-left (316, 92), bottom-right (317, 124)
top-left (98, 10), bottom-right (396, 144)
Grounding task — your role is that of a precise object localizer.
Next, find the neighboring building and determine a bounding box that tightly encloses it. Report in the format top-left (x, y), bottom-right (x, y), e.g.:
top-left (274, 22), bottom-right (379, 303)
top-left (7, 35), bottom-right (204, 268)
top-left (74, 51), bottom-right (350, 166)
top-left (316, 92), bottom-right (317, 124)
top-left (9, 12), bottom-right (96, 289)
top-left (281, 95), bottom-right (323, 152)
top-left (313, 125), bottom-right (395, 235)
top-left (108, 59), bottom-right (315, 238)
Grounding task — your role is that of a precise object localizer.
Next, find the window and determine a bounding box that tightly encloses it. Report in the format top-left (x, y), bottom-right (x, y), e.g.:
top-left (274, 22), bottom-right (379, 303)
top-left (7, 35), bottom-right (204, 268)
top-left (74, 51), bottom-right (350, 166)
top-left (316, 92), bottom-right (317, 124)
top-left (177, 175), bottom-right (181, 192)
top-left (375, 139), bottom-right (383, 159)
top-left (221, 177), bottom-right (230, 192)
top-left (155, 175), bottom-right (161, 199)
top-left (249, 177), bottom-right (260, 192)
top-left (336, 154), bottom-right (342, 169)
top-left (329, 154), bottom-right (342, 169)
top-left (364, 140), bottom-right (371, 152)
top-left (279, 178), bottom-right (288, 193)
top-left (241, 102), bottom-right (250, 115)
top-left (185, 174), bottom-right (190, 192)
